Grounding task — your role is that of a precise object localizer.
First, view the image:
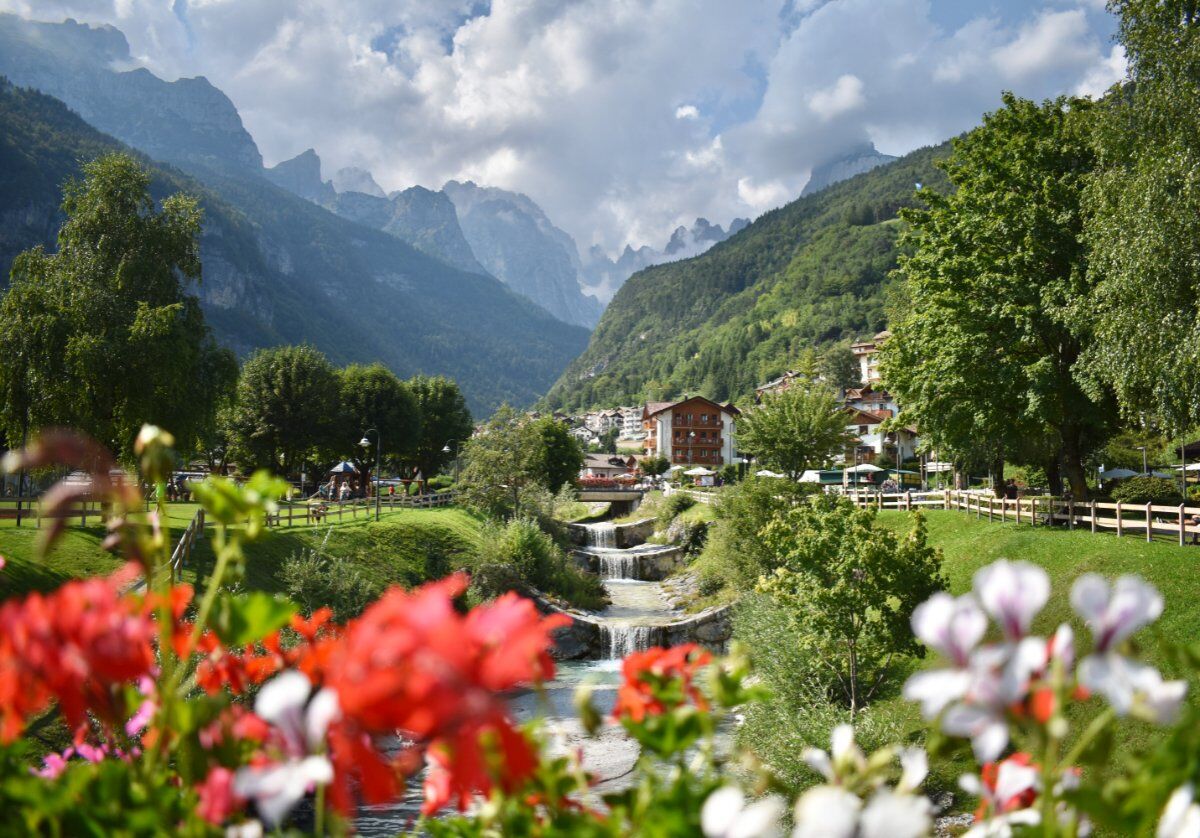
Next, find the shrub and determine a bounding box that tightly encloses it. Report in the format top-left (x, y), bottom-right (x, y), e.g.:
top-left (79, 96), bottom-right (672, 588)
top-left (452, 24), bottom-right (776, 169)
top-left (280, 548), bottom-right (380, 621)
top-left (1188, 485), bottom-right (1200, 503)
top-left (472, 518), bottom-right (607, 610)
top-left (659, 492), bottom-right (695, 525)
top-left (1110, 476), bottom-right (1181, 505)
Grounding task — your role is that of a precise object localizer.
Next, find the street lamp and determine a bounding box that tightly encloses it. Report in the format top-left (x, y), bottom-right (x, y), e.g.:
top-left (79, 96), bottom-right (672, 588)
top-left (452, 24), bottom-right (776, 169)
top-left (359, 428), bottom-right (381, 522)
top-left (688, 430), bottom-right (696, 465)
top-left (442, 439), bottom-right (463, 485)
top-left (1137, 445), bottom-right (1148, 475)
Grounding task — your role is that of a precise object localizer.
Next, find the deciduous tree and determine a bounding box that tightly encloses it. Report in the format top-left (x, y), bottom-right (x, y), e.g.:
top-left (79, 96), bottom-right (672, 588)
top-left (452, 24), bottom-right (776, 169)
top-left (338, 363), bottom-right (420, 494)
top-left (736, 383), bottom-right (852, 480)
top-left (406, 375), bottom-right (473, 489)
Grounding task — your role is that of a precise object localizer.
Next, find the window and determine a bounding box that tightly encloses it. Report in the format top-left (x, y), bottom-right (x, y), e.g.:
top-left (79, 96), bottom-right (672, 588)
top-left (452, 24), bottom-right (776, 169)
top-left (859, 425), bottom-right (869, 435)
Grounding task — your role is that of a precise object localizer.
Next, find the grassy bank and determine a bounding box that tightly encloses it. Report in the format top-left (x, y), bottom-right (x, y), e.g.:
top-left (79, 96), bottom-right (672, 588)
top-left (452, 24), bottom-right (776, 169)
top-left (738, 507), bottom-right (1200, 801)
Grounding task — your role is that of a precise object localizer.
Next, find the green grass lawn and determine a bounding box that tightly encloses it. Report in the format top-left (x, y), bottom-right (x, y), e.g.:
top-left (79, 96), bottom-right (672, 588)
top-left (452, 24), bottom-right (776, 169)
top-left (0, 501), bottom-right (487, 601)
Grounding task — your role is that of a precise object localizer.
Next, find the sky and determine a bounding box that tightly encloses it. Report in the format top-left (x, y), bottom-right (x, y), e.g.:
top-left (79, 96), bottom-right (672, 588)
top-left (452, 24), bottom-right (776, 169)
top-left (2, 0), bottom-right (1125, 255)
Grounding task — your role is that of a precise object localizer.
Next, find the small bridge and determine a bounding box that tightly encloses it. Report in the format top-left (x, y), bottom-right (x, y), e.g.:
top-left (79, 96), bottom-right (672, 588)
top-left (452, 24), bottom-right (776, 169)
top-left (576, 488), bottom-right (643, 515)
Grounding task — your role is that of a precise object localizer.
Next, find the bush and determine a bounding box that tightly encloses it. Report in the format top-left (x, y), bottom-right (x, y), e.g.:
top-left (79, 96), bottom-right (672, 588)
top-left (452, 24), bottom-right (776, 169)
top-left (659, 492), bottom-right (695, 526)
top-left (1110, 476), bottom-right (1181, 505)
top-left (280, 548), bottom-right (380, 621)
top-left (471, 518), bottom-right (607, 610)
top-left (1188, 485), bottom-right (1200, 503)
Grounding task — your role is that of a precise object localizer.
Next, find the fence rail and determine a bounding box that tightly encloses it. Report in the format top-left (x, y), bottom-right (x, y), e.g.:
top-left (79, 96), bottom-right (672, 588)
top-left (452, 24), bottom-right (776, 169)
top-left (170, 508), bottom-right (205, 581)
top-left (845, 489), bottom-right (1200, 546)
top-left (266, 491), bottom-right (456, 528)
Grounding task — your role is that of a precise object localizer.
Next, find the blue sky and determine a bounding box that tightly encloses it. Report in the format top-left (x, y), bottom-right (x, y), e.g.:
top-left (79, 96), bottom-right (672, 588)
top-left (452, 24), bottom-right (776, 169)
top-left (2, 1), bottom-right (1125, 256)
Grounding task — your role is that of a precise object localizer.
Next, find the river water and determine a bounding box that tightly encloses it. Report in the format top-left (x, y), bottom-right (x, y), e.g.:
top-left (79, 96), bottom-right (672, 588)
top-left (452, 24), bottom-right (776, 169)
top-left (354, 518), bottom-right (679, 834)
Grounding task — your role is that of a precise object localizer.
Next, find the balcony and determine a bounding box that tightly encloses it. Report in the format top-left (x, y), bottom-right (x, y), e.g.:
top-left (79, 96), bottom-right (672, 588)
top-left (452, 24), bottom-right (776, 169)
top-left (673, 436), bottom-right (722, 447)
top-left (671, 416), bottom-right (725, 429)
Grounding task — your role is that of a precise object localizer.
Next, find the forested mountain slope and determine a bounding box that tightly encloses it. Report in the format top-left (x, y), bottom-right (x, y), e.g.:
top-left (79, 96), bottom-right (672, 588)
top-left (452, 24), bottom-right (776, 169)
top-left (0, 80), bottom-right (589, 414)
top-left (541, 143), bottom-right (952, 411)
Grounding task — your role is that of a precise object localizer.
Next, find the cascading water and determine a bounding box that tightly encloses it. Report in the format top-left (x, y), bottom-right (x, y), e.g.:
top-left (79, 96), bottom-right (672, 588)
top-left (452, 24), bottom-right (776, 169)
top-left (587, 522), bottom-right (617, 549)
top-left (601, 624), bottom-right (662, 658)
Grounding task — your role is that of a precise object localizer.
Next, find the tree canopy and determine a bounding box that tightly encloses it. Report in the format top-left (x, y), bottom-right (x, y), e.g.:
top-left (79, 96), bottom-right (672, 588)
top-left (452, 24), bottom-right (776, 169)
top-left (337, 363), bottom-right (420, 493)
top-left (0, 153), bottom-right (233, 459)
top-left (881, 94), bottom-right (1110, 496)
top-left (736, 383), bottom-right (851, 479)
top-left (406, 375), bottom-right (474, 486)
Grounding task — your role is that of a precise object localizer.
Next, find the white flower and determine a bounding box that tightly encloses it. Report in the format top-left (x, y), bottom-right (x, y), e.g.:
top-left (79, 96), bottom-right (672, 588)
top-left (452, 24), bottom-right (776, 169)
top-left (225, 820), bottom-right (263, 838)
top-left (792, 785), bottom-right (862, 838)
top-left (233, 671), bottom-right (340, 828)
top-left (974, 561), bottom-right (1049, 641)
top-left (960, 761), bottom-right (1041, 837)
top-left (1048, 623), bottom-right (1074, 672)
top-left (943, 703), bottom-right (1011, 764)
top-left (897, 748), bottom-right (928, 794)
top-left (802, 724), bottom-right (866, 783)
top-left (1070, 574), bottom-right (1162, 652)
top-left (1158, 784), bottom-right (1200, 838)
top-left (233, 756), bottom-right (333, 828)
top-left (911, 593), bottom-right (987, 666)
top-left (905, 593), bottom-right (987, 718)
top-left (859, 789), bottom-right (933, 838)
top-left (255, 670), bottom-right (340, 755)
top-left (702, 786), bottom-right (785, 838)
top-left (1078, 653), bottom-right (1186, 722)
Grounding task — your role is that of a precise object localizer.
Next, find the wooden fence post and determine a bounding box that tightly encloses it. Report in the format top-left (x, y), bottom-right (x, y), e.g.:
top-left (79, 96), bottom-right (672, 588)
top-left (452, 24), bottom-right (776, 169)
top-left (1068, 499), bottom-right (1075, 530)
top-left (1180, 504), bottom-right (1187, 547)
top-left (1116, 501), bottom-right (1123, 537)
top-left (906, 490), bottom-right (912, 511)
top-left (1016, 498), bottom-right (1021, 526)
top-left (1147, 502), bottom-right (1154, 543)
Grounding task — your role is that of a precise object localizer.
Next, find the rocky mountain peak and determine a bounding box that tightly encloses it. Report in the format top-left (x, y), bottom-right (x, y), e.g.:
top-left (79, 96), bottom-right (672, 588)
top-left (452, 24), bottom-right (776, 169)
top-left (801, 142), bottom-right (898, 196)
top-left (332, 166), bottom-right (386, 198)
top-left (265, 149), bottom-right (335, 204)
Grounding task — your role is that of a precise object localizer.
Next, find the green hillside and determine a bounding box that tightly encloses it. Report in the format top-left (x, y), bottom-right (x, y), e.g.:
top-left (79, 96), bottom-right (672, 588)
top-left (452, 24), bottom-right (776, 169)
top-left (541, 143), bottom-right (952, 411)
top-left (0, 80), bottom-right (588, 414)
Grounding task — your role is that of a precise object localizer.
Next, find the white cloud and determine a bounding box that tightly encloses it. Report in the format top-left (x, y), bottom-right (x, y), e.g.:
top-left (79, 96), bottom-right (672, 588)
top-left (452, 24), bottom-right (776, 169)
top-left (0, 0), bottom-right (1124, 255)
top-left (809, 74), bottom-right (865, 121)
top-left (1076, 45), bottom-right (1127, 97)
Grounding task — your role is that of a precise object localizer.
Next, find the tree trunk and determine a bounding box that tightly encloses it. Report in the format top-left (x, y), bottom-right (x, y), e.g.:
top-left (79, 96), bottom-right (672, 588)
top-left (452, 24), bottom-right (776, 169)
top-left (1060, 425), bottom-right (1090, 500)
top-left (1047, 458), bottom-right (1063, 497)
top-left (991, 456), bottom-right (1005, 496)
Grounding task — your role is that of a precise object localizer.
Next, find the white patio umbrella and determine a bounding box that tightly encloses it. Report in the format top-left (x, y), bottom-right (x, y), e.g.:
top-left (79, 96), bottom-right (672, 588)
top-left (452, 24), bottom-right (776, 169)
top-left (1099, 467), bottom-right (1138, 479)
top-left (666, 465), bottom-right (686, 473)
top-left (756, 469), bottom-right (787, 478)
top-left (684, 466), bottom-right (715, 476)
top-left (845, 463), bottom-right (884, 473)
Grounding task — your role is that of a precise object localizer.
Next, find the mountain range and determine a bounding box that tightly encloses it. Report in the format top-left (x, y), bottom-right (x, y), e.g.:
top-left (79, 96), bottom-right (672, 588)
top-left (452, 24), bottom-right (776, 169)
top-left (0, 14), bottom-right (591, 415)
top-left (540, 142), bottom-right (952, 411)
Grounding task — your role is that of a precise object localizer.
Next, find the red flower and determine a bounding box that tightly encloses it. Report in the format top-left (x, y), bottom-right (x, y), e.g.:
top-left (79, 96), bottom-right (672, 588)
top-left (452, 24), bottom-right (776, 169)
top-left (613, 644), bottom-right (712, 723)
top-left (976, 752), bottom-right (1039, 821)
top-left (323, 574), bottom-right (568, 814)
top-left (196, 766), bottom-right (241, 825)
top-left (0, 563), bottom-right (155, 740)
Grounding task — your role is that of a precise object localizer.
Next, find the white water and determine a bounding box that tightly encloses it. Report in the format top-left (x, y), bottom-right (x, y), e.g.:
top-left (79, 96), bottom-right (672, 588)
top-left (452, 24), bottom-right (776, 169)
top-left (601, 623), bottom-right (663, 658)
top-left (586, 521), bottom-right (617, 549)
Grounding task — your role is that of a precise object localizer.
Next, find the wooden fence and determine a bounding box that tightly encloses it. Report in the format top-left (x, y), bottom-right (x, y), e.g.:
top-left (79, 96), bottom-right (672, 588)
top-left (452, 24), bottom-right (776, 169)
top-left (170, 508), bottom-right (205, 581)
top-left (0, 495), bottom-right (111, 527)
top-left (845, 488), bottom-right (1200, 547)
top-left (266, 491), bottom-right (456, 528)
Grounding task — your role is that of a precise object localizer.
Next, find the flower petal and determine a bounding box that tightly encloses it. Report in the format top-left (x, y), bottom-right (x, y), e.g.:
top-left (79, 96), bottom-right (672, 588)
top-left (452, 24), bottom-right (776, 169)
top-left (974, 561), bottom-right (1049, 641)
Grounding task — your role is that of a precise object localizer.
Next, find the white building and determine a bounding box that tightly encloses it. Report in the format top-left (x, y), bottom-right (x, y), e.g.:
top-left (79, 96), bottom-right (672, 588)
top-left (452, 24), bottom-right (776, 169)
top-left (620, 407), bottom-right (644, 439)
top-left (850, 330), bottom-right (890, 385)
top-left (843, 406), bottom-right (919, 464)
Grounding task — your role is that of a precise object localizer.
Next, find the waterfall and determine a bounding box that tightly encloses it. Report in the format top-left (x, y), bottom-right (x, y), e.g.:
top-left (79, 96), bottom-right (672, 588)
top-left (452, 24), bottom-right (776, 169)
top-left (597, 552), bottom-right (638, 580)
top-left (601, 624), bottom-right (662, 658)
top-left (587, 522), bottom-right (616, 548)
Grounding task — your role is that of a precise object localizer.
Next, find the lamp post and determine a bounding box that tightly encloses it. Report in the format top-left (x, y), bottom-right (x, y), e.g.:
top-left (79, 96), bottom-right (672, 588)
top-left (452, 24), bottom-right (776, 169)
top-left (359, 428), bottom-right (381, 522)
top-left (1137, 445), bottom-right (1148, 475)
top-left (688, 430), bottom-right (696, 465)
top-left (442, 439), bottom-right (463, 485)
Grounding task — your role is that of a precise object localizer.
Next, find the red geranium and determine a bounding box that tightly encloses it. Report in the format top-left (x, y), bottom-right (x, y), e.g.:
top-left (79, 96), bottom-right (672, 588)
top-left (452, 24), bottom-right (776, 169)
top-left (322, 574), bottom-right (568, 814)
top-left (613, 644), bottom-right (712, 723)
top-left (0, 563), bottom-right (155, 741)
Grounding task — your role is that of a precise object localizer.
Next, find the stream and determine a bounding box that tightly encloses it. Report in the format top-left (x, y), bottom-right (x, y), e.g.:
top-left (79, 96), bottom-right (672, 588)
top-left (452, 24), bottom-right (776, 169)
top-left (354, 518), bottom-right (682, 835)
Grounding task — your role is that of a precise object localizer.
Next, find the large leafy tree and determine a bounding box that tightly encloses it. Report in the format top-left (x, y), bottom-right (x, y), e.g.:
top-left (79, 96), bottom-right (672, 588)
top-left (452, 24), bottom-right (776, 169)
top-left (0, 153), bottom-right (232, 459)
top-left (226, 345), bottom-right (339, 476)
top-left (1082, 1), bottom-right (1200, 433)
top-left (458, 406), bottom-right (543, 519)
top-left (736, 383), bottom-right (852, 479)
top-left (337, 363), bottom-right (420, 494)
top-left (531, 417), bottom-right (585, 493)
top-left (406, 375), bottom-right (474, 487)
top-left (881, 94), bottom-right (1111, 497)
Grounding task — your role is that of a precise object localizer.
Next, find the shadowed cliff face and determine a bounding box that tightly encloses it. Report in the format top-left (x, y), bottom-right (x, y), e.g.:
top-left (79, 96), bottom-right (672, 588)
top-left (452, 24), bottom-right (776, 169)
top-left (0, 14), bottom-right (263, 172)
top-left (443, 180), bottom-right (603, 329)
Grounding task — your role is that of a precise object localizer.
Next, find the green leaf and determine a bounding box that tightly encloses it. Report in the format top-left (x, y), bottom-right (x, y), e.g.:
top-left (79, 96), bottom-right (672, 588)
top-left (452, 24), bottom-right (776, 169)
top-left (209, 591), bottom-right (296, 647)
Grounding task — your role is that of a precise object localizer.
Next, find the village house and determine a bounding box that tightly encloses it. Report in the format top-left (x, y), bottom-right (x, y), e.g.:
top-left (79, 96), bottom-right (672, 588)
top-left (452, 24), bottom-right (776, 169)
top-left (842, 405), bottom-right (919, 465)
top-left (569, 426), bottom-right (598, 446)
top-left (754, 370), bottom-right (806, 401)
top-left (580, 453), bottom-right (639, 479)
top-left (620, 407), bottom-right (644, 440)
top-left (850, 330), bottom-right (890, 385)
top-left (641, 396), bottom-right (740, 467)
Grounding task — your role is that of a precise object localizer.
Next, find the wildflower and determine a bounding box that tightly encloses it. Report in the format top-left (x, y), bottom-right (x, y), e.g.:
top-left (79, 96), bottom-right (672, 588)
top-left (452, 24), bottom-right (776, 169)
top-left (858, 788), bottom-right (933, 838)
top-left (1158, 784), bottom-right (1200, 838)
top-left (973, 561), bottom-right (1049, 642)
top-left (1070, 574), bottom-right (1162, 652)
top-left (612, 643), bottom-right (712, 723)
top-left (234, 756), bottom-right (333, 829)
top-left (701, 786), bottom-right (785, 838)
top-left (792, 785), bottom-right (863, 838)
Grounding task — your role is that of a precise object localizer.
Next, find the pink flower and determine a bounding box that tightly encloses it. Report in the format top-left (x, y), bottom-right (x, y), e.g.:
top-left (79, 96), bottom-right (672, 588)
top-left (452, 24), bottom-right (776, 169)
top-left (974, 561), bottom-right (1049, 641)
top-left (197, 767), bottom-right (240, 825)
top-left (1070, 574), bottom-right (1162, 653)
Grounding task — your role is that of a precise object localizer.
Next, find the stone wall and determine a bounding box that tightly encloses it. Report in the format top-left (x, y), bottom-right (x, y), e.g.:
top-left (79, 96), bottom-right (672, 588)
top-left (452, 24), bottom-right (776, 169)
top-left (566, 517), bottom-right (658, 548)
top-left (538, 598), bottom-right (734, 660)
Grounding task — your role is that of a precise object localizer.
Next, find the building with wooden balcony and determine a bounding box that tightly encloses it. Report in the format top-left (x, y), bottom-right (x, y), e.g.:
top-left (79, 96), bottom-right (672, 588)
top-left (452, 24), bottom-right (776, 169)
top-left (641, 396), bottom-right (740, 467)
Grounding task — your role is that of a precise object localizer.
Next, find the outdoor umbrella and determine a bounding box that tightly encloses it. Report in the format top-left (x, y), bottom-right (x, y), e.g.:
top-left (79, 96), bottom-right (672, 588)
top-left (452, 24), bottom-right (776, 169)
top-left (846, 463), bottom-right (884, 473)
top-left (1099, 468), bottom-right (1138, 479)
top-left (684, 466), bottom-right (715, 476)
top-left (328, 461), bottom-right (358, 473)
top-left (666, 465), bottom-right (686, 473)
top-left (756, 469), bottom-right (787, 478)
top-left (1150, 470), bottom-right (1174, 479)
